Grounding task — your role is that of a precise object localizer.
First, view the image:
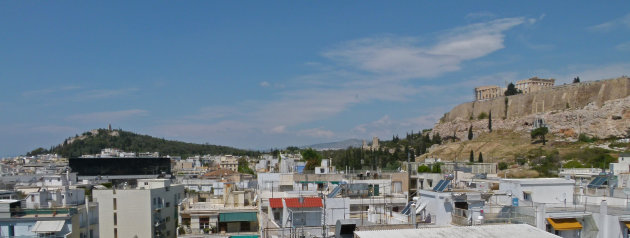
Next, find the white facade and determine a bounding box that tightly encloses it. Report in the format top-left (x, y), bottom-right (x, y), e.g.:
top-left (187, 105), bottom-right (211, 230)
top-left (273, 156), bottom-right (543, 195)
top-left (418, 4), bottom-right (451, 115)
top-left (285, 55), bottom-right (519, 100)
top-left (498, 178), bottom-right (575, 206)
top-left (93, 179), bottom-right (184, 238)
top-left (315, 159), bottom-right (336, 174)
top-left (25, 188), bottom-right (85, 209)
top-left (610, 153), bottom-right (630, 175)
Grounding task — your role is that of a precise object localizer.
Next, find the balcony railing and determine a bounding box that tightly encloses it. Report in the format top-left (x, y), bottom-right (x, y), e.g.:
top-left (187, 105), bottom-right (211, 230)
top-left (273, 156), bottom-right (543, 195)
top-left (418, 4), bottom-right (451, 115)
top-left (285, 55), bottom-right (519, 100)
top-left (10, 207), bottom-right (77, 217)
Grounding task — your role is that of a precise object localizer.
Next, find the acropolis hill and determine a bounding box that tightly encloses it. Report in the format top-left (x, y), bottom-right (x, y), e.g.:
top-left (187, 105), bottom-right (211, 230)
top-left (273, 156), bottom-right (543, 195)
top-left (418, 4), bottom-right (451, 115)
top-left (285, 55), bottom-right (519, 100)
top-left (433, 76), bottom-right (630, 140)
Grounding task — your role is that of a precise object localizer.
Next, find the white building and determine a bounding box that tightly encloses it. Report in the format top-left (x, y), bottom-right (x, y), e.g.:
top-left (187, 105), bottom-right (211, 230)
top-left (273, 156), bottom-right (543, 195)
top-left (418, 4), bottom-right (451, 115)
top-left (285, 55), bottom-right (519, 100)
top-left (610, 153), bottom-right (630, 175)
top-left (93, 179), bottom-right (184, 238)
top-left (497, 178), bottom-right (575, 206)
top-left (0, 200), bottom-right (98, 238)
top-left (220, 156), bottom-right (239, 172)
top-left (315, 159), bottom-right (336, 174)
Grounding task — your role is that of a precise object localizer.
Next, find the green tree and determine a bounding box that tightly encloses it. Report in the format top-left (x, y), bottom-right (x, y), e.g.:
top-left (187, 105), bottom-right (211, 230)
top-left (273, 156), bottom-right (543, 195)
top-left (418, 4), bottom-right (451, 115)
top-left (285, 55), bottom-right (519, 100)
top-left (573, 77), bottom-right (580, 83)
top-left (477, 112), bottom-right (488, 120)
top-left (432, 133), bottom-right (442, 145)
top-left (563, 160), bottom-right (584, 168)
top-left (237, 158), bottom-right (255, 175)
top-left (488, 111), bottom-right (492, 132)
top-left (531, 127), bottom-right (549, 145)
top-left (26, 147), bottom-right (48, 156)
top-left (498, 162), bottom-right (508, 170)
top-left (302, 148), bottom-right (322, 171)
top-left (504, 82), bottom-right (522, 96)
top-left (469, 150), bottom-right (474, 163)
top-left (478, 152), bottom-right (483, 163)
top-left (468, 126), bottom-right (473, 140)
top-left (417, 165), bottom-right (431, 173)
top-left (431, 162), bottom-right (442, 173)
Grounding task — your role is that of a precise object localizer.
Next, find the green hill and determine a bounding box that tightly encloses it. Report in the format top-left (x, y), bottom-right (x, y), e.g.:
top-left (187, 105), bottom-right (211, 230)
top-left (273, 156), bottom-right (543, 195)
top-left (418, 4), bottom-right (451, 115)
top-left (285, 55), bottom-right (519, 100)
top-left (28, 128), bottom-right (259, 158)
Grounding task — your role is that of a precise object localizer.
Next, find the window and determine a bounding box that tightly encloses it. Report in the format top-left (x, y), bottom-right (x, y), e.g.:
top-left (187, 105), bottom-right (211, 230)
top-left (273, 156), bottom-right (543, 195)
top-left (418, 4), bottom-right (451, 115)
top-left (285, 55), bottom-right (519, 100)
top-left (145, 182), bottom-right (148, 185)
top-left (114, 228), bottom-right (118, 238)
top-left (523, 192), bottom-right (531, 201)
top-left (165, 202), bottom-right (170, 207)
top-left (113, 198), bottom-right (117, 210)
top-left (114, 213), bottom-right (117, 225)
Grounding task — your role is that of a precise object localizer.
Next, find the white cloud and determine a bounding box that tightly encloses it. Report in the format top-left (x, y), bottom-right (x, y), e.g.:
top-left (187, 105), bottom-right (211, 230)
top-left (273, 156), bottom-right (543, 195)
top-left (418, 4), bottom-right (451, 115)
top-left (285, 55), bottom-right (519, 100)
top-left (154, 17), bottom-right (529, 148)
top-left (67, 109), bottom-right (148, 123)
top-left (260, 81), bottom-right (270, 87)
top-left (268, 125), bottom-right (287, 134)
top-left (78, 88), bottom-right (138, 99)
top-left (323, 17), bottom-right (526, 79)
top-left (616, 41), bottom-right (630, 51)
top-left (297, 128), bottom-right (335, 138)
top-left (588, 13), bottom-right (630, 32)
top-left (22, 86), bottom-right (81, 97)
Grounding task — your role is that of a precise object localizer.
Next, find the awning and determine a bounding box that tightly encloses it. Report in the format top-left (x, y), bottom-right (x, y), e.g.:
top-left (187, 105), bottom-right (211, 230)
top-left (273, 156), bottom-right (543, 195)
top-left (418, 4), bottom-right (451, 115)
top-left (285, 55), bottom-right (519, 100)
top-left (269, 198), bottom-right (283, 208)
top-left (219, 212), bottom-right (258, 222)
top-left (31, 220), bottom-right (65, 233)
top-left (624, 221), bottom-right (630, 230)
top-left (547, 218), bottom-right (583, 230)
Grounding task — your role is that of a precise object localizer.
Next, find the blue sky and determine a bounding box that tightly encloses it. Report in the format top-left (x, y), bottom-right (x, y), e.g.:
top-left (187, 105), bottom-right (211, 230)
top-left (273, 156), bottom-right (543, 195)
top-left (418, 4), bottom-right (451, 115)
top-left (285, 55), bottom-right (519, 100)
top-left (1, 2), bottom-right (629, 156)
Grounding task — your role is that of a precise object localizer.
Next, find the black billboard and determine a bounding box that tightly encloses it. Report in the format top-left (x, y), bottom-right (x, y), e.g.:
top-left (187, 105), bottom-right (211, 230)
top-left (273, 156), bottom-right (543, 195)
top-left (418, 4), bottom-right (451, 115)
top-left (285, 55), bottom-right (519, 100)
top-left (69, 157), bottom-right (171, 176)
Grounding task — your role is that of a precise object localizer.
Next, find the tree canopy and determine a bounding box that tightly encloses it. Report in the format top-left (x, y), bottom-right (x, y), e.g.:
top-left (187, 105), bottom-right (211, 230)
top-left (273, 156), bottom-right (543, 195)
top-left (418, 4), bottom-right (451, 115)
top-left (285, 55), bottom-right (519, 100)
top-left (28, 129), bottom-right (260, 158)
top-left (531, 127), bottom-right (549, 145)
top-left (504, 83), bottom-right (522, 96)
top-left (302, 148), bottom-right (323, 171)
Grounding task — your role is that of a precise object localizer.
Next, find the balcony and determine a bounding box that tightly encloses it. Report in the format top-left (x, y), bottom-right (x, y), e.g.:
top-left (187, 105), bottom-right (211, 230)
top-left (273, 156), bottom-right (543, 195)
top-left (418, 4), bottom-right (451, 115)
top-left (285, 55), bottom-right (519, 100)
top-left (10, 207), bottom-right (77, 218)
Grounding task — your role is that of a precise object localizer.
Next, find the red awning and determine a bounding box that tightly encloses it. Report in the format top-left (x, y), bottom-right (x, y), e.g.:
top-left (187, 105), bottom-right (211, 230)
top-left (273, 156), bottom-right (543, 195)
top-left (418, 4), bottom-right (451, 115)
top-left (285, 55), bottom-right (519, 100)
top-left (284, 197), bottom-right (323, 208)
top-left (269, 198), bottom-right (283, 208)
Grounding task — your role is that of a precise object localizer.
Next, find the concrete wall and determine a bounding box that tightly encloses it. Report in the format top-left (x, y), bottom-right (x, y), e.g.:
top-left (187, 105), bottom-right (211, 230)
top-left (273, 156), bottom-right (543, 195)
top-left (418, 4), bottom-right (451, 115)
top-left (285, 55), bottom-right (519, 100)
top-left (442, 77), bottom-right (630, 122)
top-left (498, 180), bottom-right (574, 205)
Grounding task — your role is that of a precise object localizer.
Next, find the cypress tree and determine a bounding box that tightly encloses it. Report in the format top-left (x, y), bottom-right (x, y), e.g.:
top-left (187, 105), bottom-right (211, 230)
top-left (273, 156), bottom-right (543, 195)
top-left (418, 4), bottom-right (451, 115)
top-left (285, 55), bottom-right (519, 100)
top-left (469, 150), bottom-right (474, 163)
top-left (488, 110), bottom-right (492, 132)
top-left (468, 126), bottom-right (473, 140)
top-left (478, 152), bottom-right (484, 163)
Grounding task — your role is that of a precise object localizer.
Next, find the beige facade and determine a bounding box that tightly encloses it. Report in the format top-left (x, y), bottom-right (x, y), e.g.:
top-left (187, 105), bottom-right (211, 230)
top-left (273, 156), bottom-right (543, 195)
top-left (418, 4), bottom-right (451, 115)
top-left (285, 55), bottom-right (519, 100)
top-left (220, 156), bottom-right (239, 172)
top-left (474, 85), bottom-right (503, 101)
top-left (362, 137), bottom-right (380, 151)
top-left (93, 179), bottom-right (184, 238)
top-left (516, 77), bottom-right (555, 94)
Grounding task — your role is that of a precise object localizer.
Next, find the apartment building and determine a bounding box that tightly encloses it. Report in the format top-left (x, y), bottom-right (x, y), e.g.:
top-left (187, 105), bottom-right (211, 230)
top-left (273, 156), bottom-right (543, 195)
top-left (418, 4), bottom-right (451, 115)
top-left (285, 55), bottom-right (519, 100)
top-left (93, 179), bottom-right (184, 238)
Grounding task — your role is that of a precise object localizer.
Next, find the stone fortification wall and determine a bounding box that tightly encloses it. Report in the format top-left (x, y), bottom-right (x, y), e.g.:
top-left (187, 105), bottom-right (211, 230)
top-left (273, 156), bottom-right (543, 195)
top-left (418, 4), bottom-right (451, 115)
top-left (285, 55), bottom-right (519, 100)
top-left (442, 77), bottom-right (630, 122)
top-left (434, 77), bottom-right (630, 140)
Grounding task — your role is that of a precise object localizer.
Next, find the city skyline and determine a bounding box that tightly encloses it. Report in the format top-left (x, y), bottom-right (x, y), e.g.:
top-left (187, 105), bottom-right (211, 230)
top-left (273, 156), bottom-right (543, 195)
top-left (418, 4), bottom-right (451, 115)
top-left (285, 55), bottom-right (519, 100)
top-left (2, 2), bottom-right (630, 156)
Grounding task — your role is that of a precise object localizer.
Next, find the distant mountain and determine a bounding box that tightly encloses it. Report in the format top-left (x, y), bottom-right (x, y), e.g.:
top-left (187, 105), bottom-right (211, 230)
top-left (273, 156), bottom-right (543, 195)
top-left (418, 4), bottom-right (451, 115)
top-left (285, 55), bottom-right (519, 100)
top-left (27, 128), bottom-right (260, 158)
top-left (301, 139), bottom-right (364, 151)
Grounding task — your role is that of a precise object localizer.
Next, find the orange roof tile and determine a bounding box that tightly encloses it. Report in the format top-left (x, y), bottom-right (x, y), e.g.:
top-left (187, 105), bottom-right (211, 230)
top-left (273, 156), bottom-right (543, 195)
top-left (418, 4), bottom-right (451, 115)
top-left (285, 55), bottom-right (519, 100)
top-left (269, 198), bottom-right (283, 208)
top-left (284, 197), bottom-right (322, 208)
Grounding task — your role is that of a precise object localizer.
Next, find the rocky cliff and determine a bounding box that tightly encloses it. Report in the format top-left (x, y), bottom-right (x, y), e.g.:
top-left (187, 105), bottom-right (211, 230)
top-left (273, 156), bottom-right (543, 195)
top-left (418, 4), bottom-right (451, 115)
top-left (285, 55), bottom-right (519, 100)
top-left (434, 77), bottom-right (630, 140)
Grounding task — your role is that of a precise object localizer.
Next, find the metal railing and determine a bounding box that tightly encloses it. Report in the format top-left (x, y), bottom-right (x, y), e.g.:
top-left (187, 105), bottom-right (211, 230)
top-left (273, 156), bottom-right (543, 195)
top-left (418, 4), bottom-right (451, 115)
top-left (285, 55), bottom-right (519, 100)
top-left (10, 207), bottom-right (77, 217)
